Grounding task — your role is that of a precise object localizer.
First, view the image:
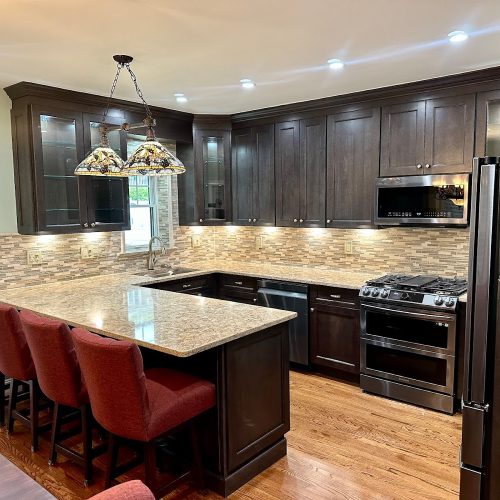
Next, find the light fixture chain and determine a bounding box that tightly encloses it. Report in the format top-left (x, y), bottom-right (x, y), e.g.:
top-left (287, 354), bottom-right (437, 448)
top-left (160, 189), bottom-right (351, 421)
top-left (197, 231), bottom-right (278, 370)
top-left (102, 63), bottom-right (123, 124)
top-left (125, 63), bottom-right (153, 118)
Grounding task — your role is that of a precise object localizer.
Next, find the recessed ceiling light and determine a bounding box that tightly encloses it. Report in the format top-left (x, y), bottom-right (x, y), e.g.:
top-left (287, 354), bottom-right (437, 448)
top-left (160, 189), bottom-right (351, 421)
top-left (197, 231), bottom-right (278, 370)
top-left (327, 58), bottom-right (344, 70)
top-left (240, 78), bottom-right (255, 89)
top-left (174, 93), bottom-right (188, 103)
top-left (448, 30), bottom-right (468, 43)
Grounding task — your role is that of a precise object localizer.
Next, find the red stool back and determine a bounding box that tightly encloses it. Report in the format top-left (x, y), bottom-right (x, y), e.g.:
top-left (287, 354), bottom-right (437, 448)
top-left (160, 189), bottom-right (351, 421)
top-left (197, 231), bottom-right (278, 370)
top-left (20, 310), bottom-right (87, 408)
top-left (0, 304), bottom-right (36, 381)
top-left (71, 328), bottom-right (152, 441)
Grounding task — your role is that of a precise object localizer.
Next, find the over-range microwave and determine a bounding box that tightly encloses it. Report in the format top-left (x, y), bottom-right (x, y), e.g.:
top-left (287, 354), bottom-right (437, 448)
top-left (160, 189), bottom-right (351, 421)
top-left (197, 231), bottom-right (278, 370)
top-left (374, 174), bottom-right (470, 227)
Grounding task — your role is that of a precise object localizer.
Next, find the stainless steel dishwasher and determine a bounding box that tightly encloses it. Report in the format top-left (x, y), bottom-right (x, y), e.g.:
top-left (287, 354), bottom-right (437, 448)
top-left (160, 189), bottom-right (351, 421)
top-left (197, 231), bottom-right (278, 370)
top-left (257, 279), bottom-right (309, 367)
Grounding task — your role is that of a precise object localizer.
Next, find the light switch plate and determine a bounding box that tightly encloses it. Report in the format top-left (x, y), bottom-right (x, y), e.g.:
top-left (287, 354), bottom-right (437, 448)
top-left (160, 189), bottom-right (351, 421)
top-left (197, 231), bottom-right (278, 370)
top-left (80, 246), bottom-right (96, 260)
top-left (27, 250), bottom-right (43, 265)
top-left (344, 241), bottom-right (353, 254)
top-left (191, 235), bottom-right (202, 248)
top-left (255, 236), bottom-right (264, 250)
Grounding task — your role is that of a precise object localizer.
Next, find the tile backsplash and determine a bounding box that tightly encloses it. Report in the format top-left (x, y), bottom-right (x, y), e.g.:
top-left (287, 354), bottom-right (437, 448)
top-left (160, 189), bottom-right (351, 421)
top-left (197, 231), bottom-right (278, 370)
top-left (0, 224), bottom-right (469, 290)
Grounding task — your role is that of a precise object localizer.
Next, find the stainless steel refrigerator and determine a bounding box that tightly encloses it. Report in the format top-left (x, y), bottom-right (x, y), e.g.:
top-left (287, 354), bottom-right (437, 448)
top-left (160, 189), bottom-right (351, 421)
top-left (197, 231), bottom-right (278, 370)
top-left (460, 156), bottom-right (500, 499)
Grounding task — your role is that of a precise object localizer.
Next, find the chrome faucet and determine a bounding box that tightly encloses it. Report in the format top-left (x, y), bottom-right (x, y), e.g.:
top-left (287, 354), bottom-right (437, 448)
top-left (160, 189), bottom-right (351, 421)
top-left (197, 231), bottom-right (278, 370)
top-left (147, 236), bottom-right (166, 270)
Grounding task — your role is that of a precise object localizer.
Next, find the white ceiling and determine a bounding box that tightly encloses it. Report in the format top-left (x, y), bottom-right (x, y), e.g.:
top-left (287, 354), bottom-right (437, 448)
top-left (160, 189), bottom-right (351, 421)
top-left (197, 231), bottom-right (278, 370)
top-left (1, 0), bottom-right (500, 114)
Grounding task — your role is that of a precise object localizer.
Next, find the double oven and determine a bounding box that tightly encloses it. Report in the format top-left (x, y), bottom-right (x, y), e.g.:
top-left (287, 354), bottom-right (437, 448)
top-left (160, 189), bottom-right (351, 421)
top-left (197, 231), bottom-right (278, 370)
top-left (359, 291), bottom-right (459, 414)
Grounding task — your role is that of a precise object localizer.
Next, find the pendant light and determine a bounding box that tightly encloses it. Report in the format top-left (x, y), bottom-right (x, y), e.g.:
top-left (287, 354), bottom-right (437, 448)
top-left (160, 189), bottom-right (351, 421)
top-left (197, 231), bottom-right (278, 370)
top-left (75, 55), bottom-right (185, 177)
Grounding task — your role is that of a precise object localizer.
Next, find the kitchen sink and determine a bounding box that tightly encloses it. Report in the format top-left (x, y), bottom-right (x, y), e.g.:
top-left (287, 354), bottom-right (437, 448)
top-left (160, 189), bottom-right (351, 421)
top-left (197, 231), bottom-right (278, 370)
top-left (134, 267), bottom-right (197, 278)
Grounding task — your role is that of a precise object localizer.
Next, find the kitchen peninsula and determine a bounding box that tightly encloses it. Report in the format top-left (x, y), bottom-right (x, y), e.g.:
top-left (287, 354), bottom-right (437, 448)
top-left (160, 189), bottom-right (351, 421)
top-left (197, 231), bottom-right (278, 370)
top-left (0, 272), bottom-right (296, 497)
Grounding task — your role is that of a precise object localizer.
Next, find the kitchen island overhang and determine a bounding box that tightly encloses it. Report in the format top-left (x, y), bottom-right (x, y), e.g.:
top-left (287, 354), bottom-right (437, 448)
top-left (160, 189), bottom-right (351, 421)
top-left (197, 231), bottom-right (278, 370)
top-left (0, 273), bottom-right (296, 496)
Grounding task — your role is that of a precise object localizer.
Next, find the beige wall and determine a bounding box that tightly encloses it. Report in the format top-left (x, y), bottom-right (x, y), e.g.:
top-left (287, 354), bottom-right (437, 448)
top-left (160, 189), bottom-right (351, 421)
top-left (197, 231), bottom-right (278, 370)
top-left (0, 92), bottom-right (18, 234)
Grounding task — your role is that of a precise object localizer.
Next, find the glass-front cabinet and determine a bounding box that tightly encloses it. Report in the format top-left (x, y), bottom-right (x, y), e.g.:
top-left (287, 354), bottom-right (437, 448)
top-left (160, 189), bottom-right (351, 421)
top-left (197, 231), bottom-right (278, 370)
top-left (192, 120), bottom-right (231, 225)
top-left (10, 103), bottom-right (130, 234)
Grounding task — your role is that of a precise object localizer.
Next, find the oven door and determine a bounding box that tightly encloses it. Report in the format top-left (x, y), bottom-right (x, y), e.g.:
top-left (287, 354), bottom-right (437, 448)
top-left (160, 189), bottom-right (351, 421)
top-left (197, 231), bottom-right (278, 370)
top-left (360, 302), bottom-right (456, 395)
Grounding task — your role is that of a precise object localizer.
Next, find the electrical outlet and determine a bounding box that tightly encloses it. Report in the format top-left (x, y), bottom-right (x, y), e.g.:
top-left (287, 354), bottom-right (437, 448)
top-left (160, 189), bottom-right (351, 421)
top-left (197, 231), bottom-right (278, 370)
top-left (344, 241), bottom-right (353, 254)
top-left (191, 235), bottom-right (202, 248)
top-left (27, 250), bottom-right (43, 265)
top-left (255, 236), bottom-right (264, 250)
top-left (80, 246), bottom-right (96, 260)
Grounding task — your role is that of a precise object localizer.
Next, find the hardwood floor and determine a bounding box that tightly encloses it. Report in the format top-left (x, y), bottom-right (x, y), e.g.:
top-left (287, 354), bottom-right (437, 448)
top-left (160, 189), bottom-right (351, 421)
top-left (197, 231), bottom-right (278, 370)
top-left (0, 372), bottom-right (462, 499)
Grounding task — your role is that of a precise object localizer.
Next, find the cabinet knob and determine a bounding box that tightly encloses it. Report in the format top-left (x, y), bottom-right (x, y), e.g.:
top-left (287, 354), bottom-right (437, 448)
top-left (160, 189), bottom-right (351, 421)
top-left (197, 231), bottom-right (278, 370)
top-left (417, 164), bottom-right (422, 169)
top-left (253, 218), bottom-right (257, 223)
top-left (182, 284), bottom-right (191, 289)
top-left (310, 308), bottom-right (315, 312)
top-left (83, 222), bottom-right (89, 228)
top-left (425, 163), bottom-right (431, 168)
top-left (299, 219), bottom-right (304, 223)
top-left (90, 222), bottom-right (96, 228)
top-left (327, 219), bottom-right (331, 224)
top-left (253, 298), bottom-right (257, 302)
top-left (293, 218), bottom-right (298, 223)
top-left (199, 219), bottom-right (204, 223)
top-left (248, 219), bottom-right (252, 222)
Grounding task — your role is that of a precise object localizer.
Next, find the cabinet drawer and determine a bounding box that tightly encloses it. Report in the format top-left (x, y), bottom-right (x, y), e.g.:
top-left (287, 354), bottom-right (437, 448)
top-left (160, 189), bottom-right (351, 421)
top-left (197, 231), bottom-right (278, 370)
top-left (219, 289), bottom-right (258, 305)
top-left (145, 275), bottom-right (216, 294)
top-left (220, 274), bottom-right (258, 292)
top-left (310, 286), bottom-right (359, 307)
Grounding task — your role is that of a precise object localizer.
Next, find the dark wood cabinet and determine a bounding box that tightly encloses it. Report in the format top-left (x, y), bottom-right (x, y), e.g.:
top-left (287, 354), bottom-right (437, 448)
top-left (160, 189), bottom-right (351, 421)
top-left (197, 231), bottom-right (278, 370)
top-left (191, 116), bottom-right (232, 225)
top-left (218, 274), bottom-right (258, 304)
top-left (143, 275), bottom-right (217, 297)
top-left (310, 286), bottom-right (360, 375)
top-left (10, 102), bottom-right (131, 235)
top-left (326, 107), bottom-right (380, 228)
top-left (232, 124), bottom-right (275, 226)
top-left (381, 95), bottom-right (474, 176)
top-left (275, 118), bottom-right (326, 227)
top-left (476, 89), bottom-right (500, 156)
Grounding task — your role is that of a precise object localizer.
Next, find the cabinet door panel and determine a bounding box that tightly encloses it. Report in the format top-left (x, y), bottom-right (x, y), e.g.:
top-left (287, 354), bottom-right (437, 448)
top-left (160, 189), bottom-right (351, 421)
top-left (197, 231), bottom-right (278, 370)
top-left (476, 90), bottom-right (500, 157)
top-left (310, 304), bottom-right (360, 374)
top-left (275, 121), bottom-right (300, 227)
top-left (253, 124), bottom-right (275, 226)
top-left (380, 101), bottom-right (425, 176)
top-left (232, 128), bottom-right (254, 225)
top-left (424, 94), bottom-right (475, 173)
top-left (327, 108), bottom-right (380, 228)
top-left (300, 117), bottom-right (326, 227)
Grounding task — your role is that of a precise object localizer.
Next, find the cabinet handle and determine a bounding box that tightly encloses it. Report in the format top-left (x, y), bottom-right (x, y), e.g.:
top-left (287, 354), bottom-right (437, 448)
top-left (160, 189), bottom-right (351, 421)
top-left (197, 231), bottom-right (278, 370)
top-left (417, 164), bottom-right (422, 169)
top-left (425, 164), bottom-right (431, 168)
top-left (83, 222), bottom-right (89, 228)
top-left (248, 219), bottom-right (252, 222)
top-left (299, 219), bottom-right (304, 223)
top-left (253, 298), bottom-right (257, 302)
top-left (327, 219), bottom-right (331, 224)
top-left (310, 308), bottom-right (315, 312)
top-left (199, 218), bottom-right (204, 223)
top-left (90, 222), bottom-right (96, 227)
top-left (253, 218), bottom-right (257, 223)
top-left (293, 218), bottom-right (298, 223)
top-left (234, 281), bottom-right (243, 285)
top-left (330, 294), bottom-right (341, 299)
top-left (182, 284), bottom-right (191, 289)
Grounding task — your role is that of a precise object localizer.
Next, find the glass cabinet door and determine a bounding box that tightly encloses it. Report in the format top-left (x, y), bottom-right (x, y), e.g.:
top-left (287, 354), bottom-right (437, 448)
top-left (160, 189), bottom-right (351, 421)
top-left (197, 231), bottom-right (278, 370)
top-left (32, 108), bottom-right (85, 231)
top-left (83, 115), bottom-right (130, 231)
top-left (203, 136), bottom-right (226, 221)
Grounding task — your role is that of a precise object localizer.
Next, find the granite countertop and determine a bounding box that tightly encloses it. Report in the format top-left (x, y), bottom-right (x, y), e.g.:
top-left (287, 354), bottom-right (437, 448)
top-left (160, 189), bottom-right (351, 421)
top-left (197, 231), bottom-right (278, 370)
top-left (0, 272), bottom-right (296, 357)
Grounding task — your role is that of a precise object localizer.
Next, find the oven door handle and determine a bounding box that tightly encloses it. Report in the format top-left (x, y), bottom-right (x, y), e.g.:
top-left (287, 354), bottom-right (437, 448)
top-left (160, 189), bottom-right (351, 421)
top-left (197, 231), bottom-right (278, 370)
top-left (361, 303), bottom-right (455, 322)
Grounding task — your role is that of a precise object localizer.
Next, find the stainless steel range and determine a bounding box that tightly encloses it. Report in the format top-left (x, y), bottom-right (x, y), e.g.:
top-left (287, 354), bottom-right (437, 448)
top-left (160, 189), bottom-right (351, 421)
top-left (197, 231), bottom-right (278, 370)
top-left (359, 274), bottom-right (467, 414)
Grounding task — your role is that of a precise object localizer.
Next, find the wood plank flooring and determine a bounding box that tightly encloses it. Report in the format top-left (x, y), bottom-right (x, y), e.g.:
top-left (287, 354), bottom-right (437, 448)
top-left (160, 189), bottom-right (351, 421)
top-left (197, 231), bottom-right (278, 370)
top-left (0, 372), bottom-right (462, 499)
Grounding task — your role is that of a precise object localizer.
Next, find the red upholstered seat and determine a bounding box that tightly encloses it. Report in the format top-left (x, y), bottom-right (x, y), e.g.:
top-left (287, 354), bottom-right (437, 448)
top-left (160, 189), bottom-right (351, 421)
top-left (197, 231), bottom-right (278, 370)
top-left (89, 480), bottom-right (154, 500)
top-left (20, 310), bottom-right (88, 408)
top-left (71, 328), bottom-right (216, 442)
top-left (0, 304), bottom-right (36, 382)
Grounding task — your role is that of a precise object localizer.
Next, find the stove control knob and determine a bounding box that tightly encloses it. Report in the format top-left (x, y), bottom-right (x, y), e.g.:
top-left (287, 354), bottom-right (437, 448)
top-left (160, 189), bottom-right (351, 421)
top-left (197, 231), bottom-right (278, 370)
top-left (380, 289), bottom-right (389, 298)
top-left (362, 287), bottom-right (371, 296)
top-left (371, 288), bottom-right (380, 297)
top-left (445, 297), bottom-right (455, 307)
top-left (434, 296), bottom-right (444, 306)
top-left (401, 292), bottom-right (410, 300)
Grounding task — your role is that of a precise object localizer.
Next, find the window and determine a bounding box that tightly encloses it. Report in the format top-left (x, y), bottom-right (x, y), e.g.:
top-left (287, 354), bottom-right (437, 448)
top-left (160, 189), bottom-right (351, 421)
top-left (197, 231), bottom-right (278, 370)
top-left (122, 135), bottom-right (176, 253)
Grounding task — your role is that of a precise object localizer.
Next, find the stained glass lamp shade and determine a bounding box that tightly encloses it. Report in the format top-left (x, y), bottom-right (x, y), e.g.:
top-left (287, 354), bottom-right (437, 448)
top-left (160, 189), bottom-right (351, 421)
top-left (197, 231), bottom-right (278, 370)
top-left (122, 137), bottom-right (186, 176)
top-left (74, 146), bottom-right (125, 176)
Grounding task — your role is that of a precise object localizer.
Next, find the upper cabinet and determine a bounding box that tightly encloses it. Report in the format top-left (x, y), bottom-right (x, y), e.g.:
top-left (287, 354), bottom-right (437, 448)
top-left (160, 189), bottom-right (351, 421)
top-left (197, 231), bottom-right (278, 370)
top-left (275, 118), bottom-right (326, 227)
top-left (380, 94), bottom-right (475, 176)
top-left (10, 102), bottom-right (130, 234)
top-left (326, 107), bottom-right (380, 228)
top-left (232, 124), bottom-right (275, 226)
top-left (476, 89), bottom-right (500, 156)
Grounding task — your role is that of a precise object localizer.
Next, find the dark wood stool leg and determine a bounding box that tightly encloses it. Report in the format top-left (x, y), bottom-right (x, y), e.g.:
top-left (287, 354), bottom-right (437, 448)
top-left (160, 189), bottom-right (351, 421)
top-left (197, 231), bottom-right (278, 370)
top-left (29, 380), bottom-right (40, 452)
top-left (81, 404), bottom-right (93, 486)
top-left (0, 372), bottom-right (5, 427)
top-left (104, 433), bottom-right (119, 489)
top-left (190, 420), bottom-right (205, 490)
top-left (7, 379), bottom-right (19, 434)
top-left (49, 403), bottom-right (61, 466)
top-left (144, 440), bottom-right (158, 495)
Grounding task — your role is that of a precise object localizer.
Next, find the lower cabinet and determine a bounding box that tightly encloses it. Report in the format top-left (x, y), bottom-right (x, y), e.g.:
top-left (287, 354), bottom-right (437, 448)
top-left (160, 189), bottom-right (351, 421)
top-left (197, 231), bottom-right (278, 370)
top-left (309, 286), bottom-right (360, 375)
top-left (218, 274), bottom-right (258, 304)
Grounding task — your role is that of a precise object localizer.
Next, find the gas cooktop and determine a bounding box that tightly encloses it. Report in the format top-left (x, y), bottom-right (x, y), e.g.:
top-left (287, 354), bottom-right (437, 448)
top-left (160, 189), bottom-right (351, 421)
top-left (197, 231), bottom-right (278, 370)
top-left (360, 274), bottom-right (467, 310)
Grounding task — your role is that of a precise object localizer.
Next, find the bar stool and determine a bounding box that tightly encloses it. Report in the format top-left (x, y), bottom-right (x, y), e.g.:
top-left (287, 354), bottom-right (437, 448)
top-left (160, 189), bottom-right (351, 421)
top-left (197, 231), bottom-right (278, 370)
top-left (0, 304), bottom-right (47, 451)
top-left (89, 480), bottom-right (154, 500)
top-left (72, 328), bottom-right (216, 498)
top-left (20, 310), bottom-right (105, 485)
